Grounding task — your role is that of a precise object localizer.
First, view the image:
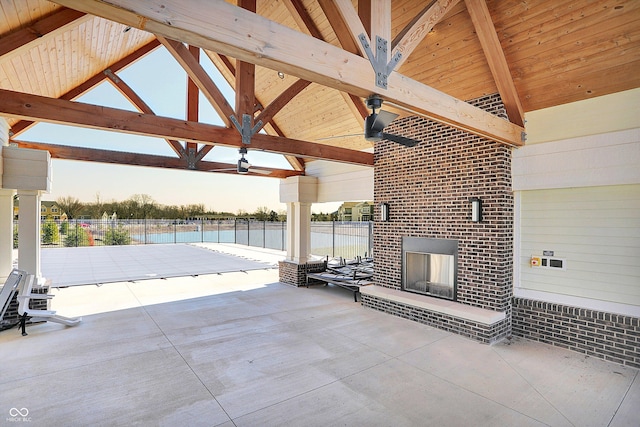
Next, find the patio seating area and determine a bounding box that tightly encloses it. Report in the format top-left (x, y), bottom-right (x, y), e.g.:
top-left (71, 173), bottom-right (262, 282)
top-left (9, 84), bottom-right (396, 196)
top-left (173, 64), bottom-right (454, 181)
top-left (0, 244), bottom-right (638, 426)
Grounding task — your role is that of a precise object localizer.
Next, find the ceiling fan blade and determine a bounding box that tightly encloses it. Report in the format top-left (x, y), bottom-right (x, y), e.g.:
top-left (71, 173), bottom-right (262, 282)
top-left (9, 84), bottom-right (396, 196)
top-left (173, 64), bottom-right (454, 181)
top-left (207, 168), bottom-right (238, 174)
top-left (371, 110), bottom-right (398, 133)
top-left (382, 132), bottom-right (420, 147)
top-left (249, 168), bottom-right (272, 175)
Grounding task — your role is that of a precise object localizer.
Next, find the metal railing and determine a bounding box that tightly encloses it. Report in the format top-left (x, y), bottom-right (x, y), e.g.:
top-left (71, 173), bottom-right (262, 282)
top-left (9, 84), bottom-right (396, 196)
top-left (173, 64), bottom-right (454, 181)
top-left (15, 218), bottom-right (373, 259)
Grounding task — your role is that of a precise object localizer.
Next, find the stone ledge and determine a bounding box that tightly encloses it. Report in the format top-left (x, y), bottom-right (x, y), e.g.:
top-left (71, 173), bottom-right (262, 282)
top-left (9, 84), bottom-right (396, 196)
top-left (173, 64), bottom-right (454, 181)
top-left (361, 286), bottom-right (506, 326)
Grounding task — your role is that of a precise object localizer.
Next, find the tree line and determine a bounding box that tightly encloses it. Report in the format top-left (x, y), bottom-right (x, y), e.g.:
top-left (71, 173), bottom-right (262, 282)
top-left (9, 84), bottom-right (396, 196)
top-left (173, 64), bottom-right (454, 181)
top-left (53, 194), bottom-right (337, 222)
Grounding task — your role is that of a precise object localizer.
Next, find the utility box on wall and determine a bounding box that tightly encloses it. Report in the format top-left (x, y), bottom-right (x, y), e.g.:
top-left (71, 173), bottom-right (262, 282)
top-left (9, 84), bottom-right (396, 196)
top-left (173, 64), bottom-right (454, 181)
top-left (1, 146), bottom-right (51, 192)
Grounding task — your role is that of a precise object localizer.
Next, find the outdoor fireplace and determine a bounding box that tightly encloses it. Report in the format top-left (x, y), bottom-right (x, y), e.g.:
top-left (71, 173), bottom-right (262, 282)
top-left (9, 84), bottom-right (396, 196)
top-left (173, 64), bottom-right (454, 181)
top-left (402, 237), bottom-right (458, 301)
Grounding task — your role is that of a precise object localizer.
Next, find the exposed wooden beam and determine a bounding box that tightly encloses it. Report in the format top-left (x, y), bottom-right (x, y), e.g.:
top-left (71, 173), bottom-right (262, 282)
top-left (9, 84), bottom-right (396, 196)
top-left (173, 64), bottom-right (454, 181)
top-left (186, 45), bottom-right (200, 122)
top-left (0, 89), bottom-right (373, 165)
top-left (370, 0), bottom-right (391, 45)
top-left (205, 37), bottom-right (306, 171)
top-left (10, 39), bottom-right (161, 136)
top-left (345, 93), bottom-right (368, 120)
top-left (392, 0), bottom-right (462, 70)
top-left (51, 0), bottom-right (524, 146)
top-left (464, 0), bottom-right (524, 127)
top-left (235, 60), bottom-right (256, 119)
top-left (357, 0), bottom-right (371, 38)
top-left (186, 44), bottom-right (200, 156)
top-left (318, 0), bottom-right (361, 55)
top-left (235, 0), bottom-right (257, 122)
top-left (0, 8), bottom-right (89, 61)
top-left (13, 140), bottom-right (302, 178)
top-left (283, 0), bottom-right (321, 38)
top-left (286, 0), bottom-right (368, 126)
top-left (157, 36), bottom-right (235, 127)
top-left (328, 0), bottom-right (369, 57)
top-left (51, 0), bottom-right (524, 145)
top-left (103, 69), bottom-right (186, 158)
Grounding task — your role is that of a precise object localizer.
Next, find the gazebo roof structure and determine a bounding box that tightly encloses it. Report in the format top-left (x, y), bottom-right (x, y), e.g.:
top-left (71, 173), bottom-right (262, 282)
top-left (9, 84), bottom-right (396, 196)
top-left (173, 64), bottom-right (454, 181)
top-left (0, 0), bottom-right (638, 176)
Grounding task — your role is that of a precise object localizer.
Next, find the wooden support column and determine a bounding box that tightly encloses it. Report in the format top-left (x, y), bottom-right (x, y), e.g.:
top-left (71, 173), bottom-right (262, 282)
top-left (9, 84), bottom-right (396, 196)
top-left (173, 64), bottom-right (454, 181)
top-left (17, 190), bottom-right (43, 280)
top-left (0, 118), bottom-right (15, 280)
top-left (186, 44), bottom-right (200, 162)
top-left (280, 176), bottom-right (318, 263)
top-left (235, 0), bottom-right (257, 122)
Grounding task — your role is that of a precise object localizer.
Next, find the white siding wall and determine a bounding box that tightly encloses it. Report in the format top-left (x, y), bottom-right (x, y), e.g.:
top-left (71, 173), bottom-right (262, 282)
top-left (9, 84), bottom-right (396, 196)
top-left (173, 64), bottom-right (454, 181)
top-left (513, 89), bottom-right (640, 316)
top-left (518, 185), bottom-right (640, 307)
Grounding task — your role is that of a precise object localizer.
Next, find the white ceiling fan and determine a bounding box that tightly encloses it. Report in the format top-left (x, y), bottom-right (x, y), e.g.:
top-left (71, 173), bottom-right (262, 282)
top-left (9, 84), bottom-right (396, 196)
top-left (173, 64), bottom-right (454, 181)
top-left (209, 147), bottom-right (272, 175)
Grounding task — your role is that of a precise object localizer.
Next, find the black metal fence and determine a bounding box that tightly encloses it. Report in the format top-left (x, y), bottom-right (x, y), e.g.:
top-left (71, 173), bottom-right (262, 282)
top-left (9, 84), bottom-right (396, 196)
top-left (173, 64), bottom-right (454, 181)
top-left (15, 218), bottom-right (373, 259)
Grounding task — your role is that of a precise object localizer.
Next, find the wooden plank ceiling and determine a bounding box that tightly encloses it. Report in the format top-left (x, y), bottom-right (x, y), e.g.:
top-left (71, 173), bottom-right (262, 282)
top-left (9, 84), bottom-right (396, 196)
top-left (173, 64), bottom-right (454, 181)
top-left (0, 0), bottom-right (638, 177)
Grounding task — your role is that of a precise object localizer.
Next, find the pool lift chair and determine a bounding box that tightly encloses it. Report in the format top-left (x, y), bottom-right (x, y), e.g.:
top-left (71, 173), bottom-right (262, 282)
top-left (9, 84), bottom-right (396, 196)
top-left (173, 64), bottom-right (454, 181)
top-left (12, 269), bottom-right (81, 336)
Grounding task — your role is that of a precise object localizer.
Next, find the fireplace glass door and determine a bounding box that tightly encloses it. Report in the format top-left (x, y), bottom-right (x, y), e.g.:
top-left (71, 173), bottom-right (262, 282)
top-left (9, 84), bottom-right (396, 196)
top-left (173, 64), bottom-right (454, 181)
top-left (403, 251), bottom-right (455, 300)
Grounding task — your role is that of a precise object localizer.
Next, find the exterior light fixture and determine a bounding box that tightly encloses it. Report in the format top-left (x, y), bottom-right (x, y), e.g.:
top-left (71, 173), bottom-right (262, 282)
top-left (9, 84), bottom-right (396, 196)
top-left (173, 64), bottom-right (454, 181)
top-left (380, 202), bottom-right (390, 222)
top-left (470, 198), bottom-right (482, 222)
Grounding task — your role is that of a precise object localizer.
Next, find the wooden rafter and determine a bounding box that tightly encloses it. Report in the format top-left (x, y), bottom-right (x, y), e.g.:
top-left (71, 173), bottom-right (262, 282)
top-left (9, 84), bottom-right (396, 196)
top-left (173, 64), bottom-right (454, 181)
top-left (317, 0), bottom-right (361, 55)
top-left (392, 0), bottom-right (462, 70)
top-left (327, 0), bottom-right (369, 58)
top-left (9, 39), bottom-right (161, 136)
top-left (286, 0), bottom-right (368, 124)
top-left (157, 36), bottom-right (235, 127)
top-left (12, 140), bottom-right (302, 178)
top-left (103, 69), bottom-right (186, 158)
top-left (464, 0), bottom-right (524, 126)
top-left (0, 89), bottom-right (372, 166)
top-left (357, 0), bottom-right (371, 39)
top-left (205, 49), bottom-right (305, 172)
top-left (54, 0), bottom-right (523, 144)
top-left (0, 8), bottom-right (89, 61)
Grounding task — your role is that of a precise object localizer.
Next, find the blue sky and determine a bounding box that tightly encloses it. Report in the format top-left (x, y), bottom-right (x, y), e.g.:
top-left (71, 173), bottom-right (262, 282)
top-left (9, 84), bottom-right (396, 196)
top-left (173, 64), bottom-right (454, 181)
top-left (23, 48), bottom-right (339, 214)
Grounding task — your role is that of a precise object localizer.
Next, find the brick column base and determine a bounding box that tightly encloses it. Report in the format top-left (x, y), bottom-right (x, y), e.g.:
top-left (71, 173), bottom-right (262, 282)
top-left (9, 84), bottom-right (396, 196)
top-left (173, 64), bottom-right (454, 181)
top-left (278, 260), bottom-right (326, 287)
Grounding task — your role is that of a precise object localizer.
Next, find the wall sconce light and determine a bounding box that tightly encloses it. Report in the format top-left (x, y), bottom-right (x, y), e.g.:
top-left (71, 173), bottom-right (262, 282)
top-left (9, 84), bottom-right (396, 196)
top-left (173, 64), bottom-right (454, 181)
top-left (380, 202), bottom-right (390, 222)
top-left (470, 197), bottom-right (483, 222)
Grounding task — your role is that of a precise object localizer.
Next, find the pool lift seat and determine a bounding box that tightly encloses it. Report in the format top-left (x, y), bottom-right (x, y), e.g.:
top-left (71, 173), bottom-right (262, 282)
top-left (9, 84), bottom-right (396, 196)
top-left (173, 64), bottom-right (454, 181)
top-left (16, 270), bottom-right (81, 336)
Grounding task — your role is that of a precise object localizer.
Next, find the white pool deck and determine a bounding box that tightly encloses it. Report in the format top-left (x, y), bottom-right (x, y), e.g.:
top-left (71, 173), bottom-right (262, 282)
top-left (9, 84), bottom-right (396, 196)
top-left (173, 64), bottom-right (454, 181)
top-left (1, 243), bottom-right (638, 426)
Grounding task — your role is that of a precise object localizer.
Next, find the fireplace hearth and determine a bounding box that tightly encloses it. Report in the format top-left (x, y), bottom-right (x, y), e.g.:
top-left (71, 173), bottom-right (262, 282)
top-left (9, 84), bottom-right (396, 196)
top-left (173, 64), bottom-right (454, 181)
top-left (402, 237), bottom-right (458, 301)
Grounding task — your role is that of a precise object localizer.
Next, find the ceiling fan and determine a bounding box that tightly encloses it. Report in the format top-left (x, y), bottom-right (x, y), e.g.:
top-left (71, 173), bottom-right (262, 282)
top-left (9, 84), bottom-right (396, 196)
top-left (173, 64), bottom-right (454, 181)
top-left (209, 147), bottom-right (271, 175)
top-left (317, 95), bottom-right (420, 147)
top-left (364, 95), bottom-right (420, 147)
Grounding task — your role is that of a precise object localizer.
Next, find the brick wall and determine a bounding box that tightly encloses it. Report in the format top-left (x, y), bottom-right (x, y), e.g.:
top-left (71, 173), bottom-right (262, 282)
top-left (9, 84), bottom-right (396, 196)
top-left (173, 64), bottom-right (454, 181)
top-left (513, 298), bottom-right (640, 369)
top-left (369, 93), bottom-right (513, 343)
top-left (374, 93), bottom-right (513, 314)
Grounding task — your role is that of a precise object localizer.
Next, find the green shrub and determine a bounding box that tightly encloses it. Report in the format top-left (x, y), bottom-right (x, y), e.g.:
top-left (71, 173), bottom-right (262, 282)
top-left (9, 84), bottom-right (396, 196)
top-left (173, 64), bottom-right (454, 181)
top-left (41, 220), bottom-right (60, 245)
top-left (13, 225), bottom-right (18, 249)
top-left (104, 225), bottom-right (131, 246)
top-left (64, 226), bottom-right (90, 247)
top-left (59, 221), bottom-right (69, 234)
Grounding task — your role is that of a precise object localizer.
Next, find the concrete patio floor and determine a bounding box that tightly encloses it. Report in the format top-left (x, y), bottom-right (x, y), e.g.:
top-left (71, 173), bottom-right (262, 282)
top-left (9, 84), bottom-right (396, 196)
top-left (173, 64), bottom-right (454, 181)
top-left (1, 244), bottom-right (638, 426)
